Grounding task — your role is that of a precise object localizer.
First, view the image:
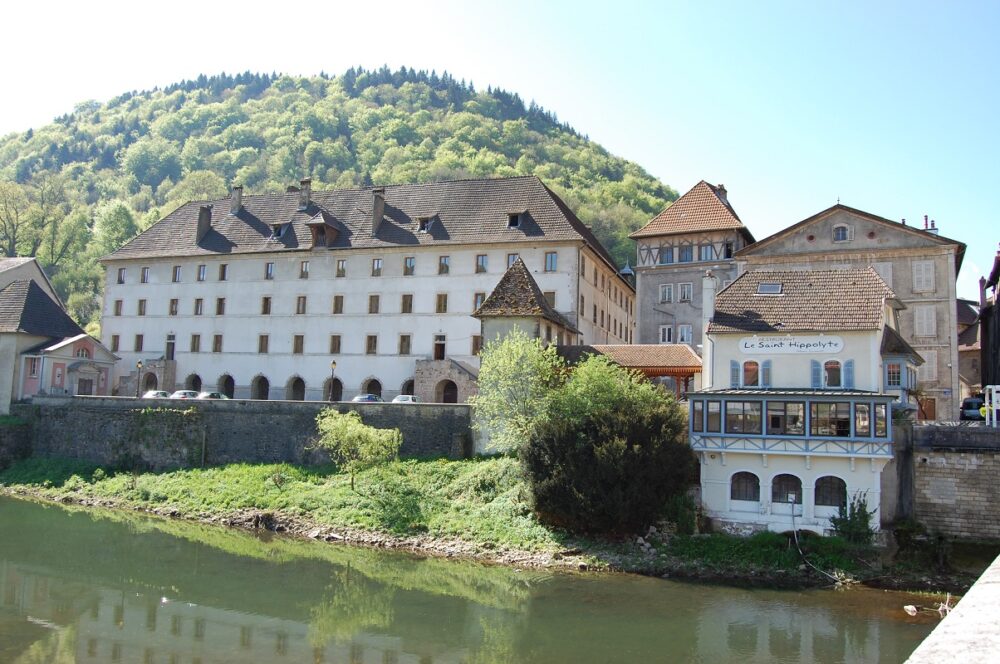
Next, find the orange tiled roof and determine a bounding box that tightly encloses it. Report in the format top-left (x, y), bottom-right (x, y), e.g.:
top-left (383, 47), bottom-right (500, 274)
top-left (630, 181), bottom-right (746, 238)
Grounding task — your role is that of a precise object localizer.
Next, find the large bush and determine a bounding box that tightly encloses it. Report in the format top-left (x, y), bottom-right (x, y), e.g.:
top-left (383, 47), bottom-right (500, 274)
top-left (520, 356), bottom-right (696, 534)
top-left (315, 410), bottom-right (402, 491)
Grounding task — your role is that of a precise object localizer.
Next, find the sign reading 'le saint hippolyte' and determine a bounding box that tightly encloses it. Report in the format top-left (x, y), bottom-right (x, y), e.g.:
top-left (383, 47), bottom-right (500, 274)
top-left (739, 335), bottom-right (844, 354)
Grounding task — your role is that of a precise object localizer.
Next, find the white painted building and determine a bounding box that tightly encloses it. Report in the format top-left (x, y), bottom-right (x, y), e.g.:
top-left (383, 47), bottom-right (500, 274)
top-left (690, 268), bottom-right (921, 534)
top-left (100, 176), bottom-right (634, 402)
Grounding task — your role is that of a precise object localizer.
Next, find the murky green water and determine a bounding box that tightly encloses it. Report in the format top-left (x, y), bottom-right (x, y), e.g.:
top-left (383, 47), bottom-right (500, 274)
top-left (0, 496), bottom-right (937, 663)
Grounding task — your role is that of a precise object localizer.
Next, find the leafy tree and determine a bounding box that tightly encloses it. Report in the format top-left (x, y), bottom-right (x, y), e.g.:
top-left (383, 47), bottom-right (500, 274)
top-left (314, 410), bottom-right (402, 491)
top-left (829, 492), bottom-right (877, 545)
top-left (89, 201), bottom-right (138, 257)
top-left (520, 355), bottom-right (696, 534)
top-left (469, 328), bottom-right (565, 452)
top-left (0, 181), bottom-right (31, 257)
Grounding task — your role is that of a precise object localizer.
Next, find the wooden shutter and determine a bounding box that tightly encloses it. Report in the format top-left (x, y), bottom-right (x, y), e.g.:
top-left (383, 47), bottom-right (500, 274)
top-left (844, 360), bottom-right (855, 389)
top-left (811, 360), bottom-right (822, 389)
top-left (730, 360), bottom-right (740, 388)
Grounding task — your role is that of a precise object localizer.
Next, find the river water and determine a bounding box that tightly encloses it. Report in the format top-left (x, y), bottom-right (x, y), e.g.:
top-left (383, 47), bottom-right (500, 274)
top-left (0, 496), bottom-right (937, 663)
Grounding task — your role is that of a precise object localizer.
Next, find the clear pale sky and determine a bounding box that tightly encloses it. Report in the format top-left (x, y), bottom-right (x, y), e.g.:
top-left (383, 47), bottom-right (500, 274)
top-left (2, 1), bottom-right (997, 299)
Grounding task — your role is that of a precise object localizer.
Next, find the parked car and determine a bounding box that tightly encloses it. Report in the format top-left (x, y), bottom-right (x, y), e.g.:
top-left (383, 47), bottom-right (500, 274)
top-left (197, 391), bottom-right (230, 400)
top-left (961, 397), bottom-right (985, 421)
top-left (392, 395), bottom-right (419, 403)
top-left (169, 390), bottom-right (200, 399)
top-left (142, 390), bottom-right (170, 399)
top-left (351, 393), bottom-right (384, 402)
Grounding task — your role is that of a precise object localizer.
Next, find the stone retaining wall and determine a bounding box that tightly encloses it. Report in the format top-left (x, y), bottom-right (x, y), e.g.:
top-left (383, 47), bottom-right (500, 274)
top-left (912, 450), bottom-right (1000, 540)
top-left (0, 422), bottom-right (31, 471)
top-left (12, 396), bottom-right (472, 471)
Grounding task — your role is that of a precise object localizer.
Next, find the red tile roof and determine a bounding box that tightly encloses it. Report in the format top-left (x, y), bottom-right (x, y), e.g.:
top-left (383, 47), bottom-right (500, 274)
top-left (630, 181), bottom-right (748, 238)
top-left (473, 258), bottom-right (578, 332)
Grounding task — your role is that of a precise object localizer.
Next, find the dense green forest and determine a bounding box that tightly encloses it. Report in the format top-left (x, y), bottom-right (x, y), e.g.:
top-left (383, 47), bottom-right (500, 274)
top-left (0, 68), bottom-right (675, 332)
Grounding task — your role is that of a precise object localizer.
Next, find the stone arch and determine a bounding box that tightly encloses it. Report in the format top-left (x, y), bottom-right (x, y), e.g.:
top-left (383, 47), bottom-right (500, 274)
top-left (324, 377), bottom-right (344, 402)
top-left (814, 475), bottom-right (847, 508)
top-left (251, 375), bottom-right (270, 400)
top-left (217, 374), bottom-right (235, 399)
top-left (435, 379), bottom-right (458, 403)
top-left (771, 473), bottom-right (803, 505)
top-left (142, 372), bottom-right (158, 392)
top-left (185, 373), bottom-right (202, 392)
top-left (286, 375), bottom-right (306, 401)
top-left (362, 378), bottom-right (382, 398)
top-left (400, 379), bottom-right (415, 396)
top-left (729, 471), bottom-right (760, 502)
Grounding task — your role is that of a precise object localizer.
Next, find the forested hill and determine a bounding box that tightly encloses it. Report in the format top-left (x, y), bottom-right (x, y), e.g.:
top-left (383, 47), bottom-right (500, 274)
top-left (0, 68), bottom-right (676, 331)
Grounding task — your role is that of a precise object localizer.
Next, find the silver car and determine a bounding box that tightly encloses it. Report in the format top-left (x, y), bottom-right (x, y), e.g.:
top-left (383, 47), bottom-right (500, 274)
top-left (169, 390), bottom-right (200, 399)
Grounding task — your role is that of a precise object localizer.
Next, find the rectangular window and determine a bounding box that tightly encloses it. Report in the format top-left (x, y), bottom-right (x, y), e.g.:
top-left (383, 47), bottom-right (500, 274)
top-left (299, 260), bottom-right (309, 279)
top-left (917, 349), bottom-right (938, 381)
top-left (706, 401), bottom-right (721, 432)
top-left (677, 324), bottom-right (693, 343)
top-left (472, 335), bottom-right (483, 355)
top-left (369, 294), bottom-right (380, 314)
top-left (401, 294), bottom-right (413, 314)
top-left (137, 299), bottom-right (146, 316)
top-left (692, 400), bottom-right (704, 432)
top-left (216, 298), bottom-right (225, 315)
top-left (699, 245), bottom-right (714, 261)
top-left (294, 295), bottom-right (306, 314)
top-left (261, 296), bottom-right (271, 315)
top-left (914, 305), bottom-right (937, 337)
top-left (580, 255), bottom-right (587, 276)
top-left (658, 247), bottom-right (674, 265)
top-left (855, 403), bottom-right (871, 436)
top-left (544, 291), bottom-right (556, 308)
top-left (218, 263), bottom-right (228, 281)
top-left (336, 259), bottom-right (346, 277)
top-left (912, 260), bottom-right (935, 292)
top-left (190, 334), bottom-right (200, 353)
top-left (875, 403), bottom-right (888, 437)
top-left (886, 362), bottom-right (902, 387)
top-left (134, 334), bottom-right (143, 352)
top-left (507, 253), bottom-right (519, 268)
top-left (679, 245), bottom-right (693, 262)
top-left (141, 267), bottom-right (150, 283)
top-left (403, 256), bottom-right (415, 275)
top-left (371, 258), bottom-right (383, 277)
top-left (474, 292), bottom-right (486, 310)
top-left (810, 402), bottom-right (852, 437)
top-left (659, 284), bottom-right (673, 303)
top-left (117, 267), bottom-right (126, 284)
top-left (172, 265), bottom-right (181, 282)
top-left (366, 335), bottom-right (377, 355)
top-left (292, 335), bottom-right (304, 354)
top-left (593, 304), bottom-right (597, 323)
top-left (580, 294), bottom-right (585, 314)
top-left (679, 283), bottom-right (693, 302)
top-left (438, 255), bottom-right (450, 274)
top-left (766, 402), bottom-right (805, 435)
top-left (659, 325), bottom-right (673, 343)
top-left (436, 293), bottom-right (448, 313)
top-left (258, 335), bottom-right (269, 354)
top-left (872, 262), bottom-right (893, 288)
top-left (725, 401), bottom-right (762, 434)
top-left (212, 335), bottom-right (223, 353)
top-left (110, 335), bottom-right (120, 352)
top-left (476, 254), bottom-right (488, 273)
top-left (197, 264), bottom-right (206, 281)
top-left (194, 298), bottom-right (203, 315)
top-left (333, 295), bottom-right (344, 314)
top-left (168, 299), bottom-right (178, 316)
top-left (398, 334), bottom-right (411, 355)
top-left (545, 251), bottom-right (558, 272)
top-left (724, 241), bottom-right (735, 258)
top-left (329, 334), bottom-right (341, 354)
top-left (264, 262), bottom-right (274, 280)
top-left (114, 300), bottom-right (122, 316)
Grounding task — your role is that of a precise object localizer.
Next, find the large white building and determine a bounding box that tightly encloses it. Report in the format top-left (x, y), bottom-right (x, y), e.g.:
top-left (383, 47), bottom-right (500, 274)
top-left (100, 176), bottom-right (634, 402)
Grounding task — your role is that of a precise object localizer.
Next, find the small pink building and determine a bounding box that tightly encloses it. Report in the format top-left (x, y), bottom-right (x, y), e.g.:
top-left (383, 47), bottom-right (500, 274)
top-left (20, 333), bottom-right (117, 399)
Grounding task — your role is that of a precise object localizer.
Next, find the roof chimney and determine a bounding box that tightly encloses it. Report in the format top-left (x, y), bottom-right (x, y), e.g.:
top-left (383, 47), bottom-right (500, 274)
top-left (981, 276), bottom-right (989, 309)
top-left (924, 214), bottom-right (929, 229)
top-left (371, 187), bottom-right (386, 237)
top-left (197, 205), bottom-right (213, 242)
top-left (230, 185), bottom-right (243, 215)
top-left (926, 216), bottom-right (939, 235)
top-left (298, 178), bottom-right (312, 211)
top-left (701, 270), bottom-right (718, 389)
top-left (716, 184), bottom-right (728, 203)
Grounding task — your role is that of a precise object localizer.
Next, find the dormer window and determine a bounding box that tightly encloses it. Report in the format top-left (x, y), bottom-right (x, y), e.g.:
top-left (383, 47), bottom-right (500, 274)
top-left (270, 223), bottom-right (288, 239)
top-left (418, 216), bottom-right (434, 232)
top-left (756, 283), bottom-right (783, 295)
top-left (833, 224), bottom-right (853, 242)
top-left (507, 212), bottom-right (523, 229)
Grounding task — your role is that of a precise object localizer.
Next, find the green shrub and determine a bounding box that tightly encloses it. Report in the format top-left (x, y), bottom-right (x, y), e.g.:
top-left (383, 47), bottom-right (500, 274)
top-left (314, 410), bottom-right (402, 491)
top-left (520, 356), bottom-right (695, 534)
top-left (829, 492), bottom-right (876, 545)
top-left (663, 494), bottom-right (697, 535)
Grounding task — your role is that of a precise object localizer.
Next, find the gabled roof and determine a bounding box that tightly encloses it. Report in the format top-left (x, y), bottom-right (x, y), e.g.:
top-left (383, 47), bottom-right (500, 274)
top-left (473, 258), bottom-right (578, 332)
top-left (957, 299), bottom-right (979, 327)
top-left (104, 175), bottom-right (633, 291)
top-left (559, 344), bottom-right (702, 370)
top-left (710, 268), bottom-right (896, 334)
top-left (881, 325), bottom-right (924, 365)
top-left (629, 181), bottom-right (752, 239)
top-left (736, 203), bottom-right (966, 274)
top-left (0, 257), bottom-right (35, 273)
top-left (0, 280), bottom-right (84, 338)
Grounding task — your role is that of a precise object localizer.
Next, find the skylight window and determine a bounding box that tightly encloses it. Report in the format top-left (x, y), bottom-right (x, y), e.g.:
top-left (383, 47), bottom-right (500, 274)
top-left (756, 283), bottom-right (783, 295)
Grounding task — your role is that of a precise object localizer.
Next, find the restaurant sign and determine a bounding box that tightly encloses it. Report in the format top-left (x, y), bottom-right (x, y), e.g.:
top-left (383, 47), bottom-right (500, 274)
top-left (739, 335), bottom-right (843, 354)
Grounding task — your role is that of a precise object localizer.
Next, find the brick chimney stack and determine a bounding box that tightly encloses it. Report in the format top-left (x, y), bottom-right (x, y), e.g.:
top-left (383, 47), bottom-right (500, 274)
top-left (371, 187), bottom-right (386, 237)
top-left (197, 205), bottom-right (213, 242)
top-left (298, 178), bottom-right (312, 211)
top-left (230, 185), bottom-right (243, 215)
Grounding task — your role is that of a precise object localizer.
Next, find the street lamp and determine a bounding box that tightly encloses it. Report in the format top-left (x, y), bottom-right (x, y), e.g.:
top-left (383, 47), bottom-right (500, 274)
top-left (329, 360), bottom-right (337, 402)
top-left (135, 360), bottom-right (143, 398)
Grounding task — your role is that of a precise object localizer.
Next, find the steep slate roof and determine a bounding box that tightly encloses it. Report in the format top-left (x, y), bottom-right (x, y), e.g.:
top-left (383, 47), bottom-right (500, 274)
top-left (881, 325), bottom-right (924, 364)
top-left (629, 181), bottom-right (752, 239)
top-left (105, 175), bottom-right (632, 290)
top-left (957, 299), bottom-right (979, 327)
top-left (710, 268), bottom-right (896, 334)
top-left (559, 344), bottom-right (702, 370)
top-left (0, 280), bottom-right (84, 338)
top-left (736, 203), bottom-right (967, 274)
top-left (473, 258), bottom-right (578, 332)
top-left (0, 257), bottom-right (35, 272)
top-left (958, 322), bottom-right (980, 350)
